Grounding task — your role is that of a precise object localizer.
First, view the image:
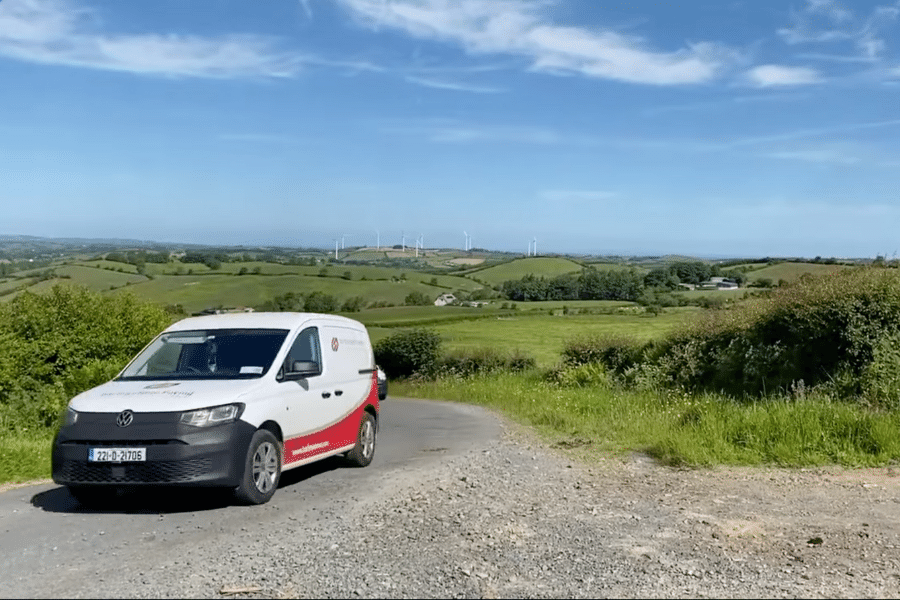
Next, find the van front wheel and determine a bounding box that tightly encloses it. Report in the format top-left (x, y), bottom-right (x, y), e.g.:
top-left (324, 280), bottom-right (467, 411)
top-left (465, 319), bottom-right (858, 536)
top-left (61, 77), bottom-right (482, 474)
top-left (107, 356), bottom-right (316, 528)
top-left (235, 429), bottom-right (281, 505)
top-left (346, 413), bottom-right (376, 467)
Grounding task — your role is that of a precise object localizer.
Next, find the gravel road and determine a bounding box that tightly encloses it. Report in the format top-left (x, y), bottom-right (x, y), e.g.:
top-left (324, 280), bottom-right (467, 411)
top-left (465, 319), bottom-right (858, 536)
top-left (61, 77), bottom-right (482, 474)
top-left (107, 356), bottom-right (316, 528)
top-left (8, 400), bottom-right (900, 598)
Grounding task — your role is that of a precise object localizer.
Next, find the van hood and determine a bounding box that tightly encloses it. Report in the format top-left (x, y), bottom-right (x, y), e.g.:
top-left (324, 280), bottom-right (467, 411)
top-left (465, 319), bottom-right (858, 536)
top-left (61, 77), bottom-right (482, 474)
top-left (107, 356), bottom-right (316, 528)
top-left (69, 379), bottom-right (267, 413)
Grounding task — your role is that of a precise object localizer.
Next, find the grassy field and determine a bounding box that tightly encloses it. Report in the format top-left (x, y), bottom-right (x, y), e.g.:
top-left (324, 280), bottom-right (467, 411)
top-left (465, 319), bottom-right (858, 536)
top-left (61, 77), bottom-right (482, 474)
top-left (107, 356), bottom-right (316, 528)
top-left (394, 373), bottom-right (900, 467)
top-left (470, 257), bottom-right (584, 286)
top-left (741, 262), bottom-right (850, 284)
top-left (429, 310), bottom-right (692, 368)
top-left (0, 432), bottom-right (53, 483)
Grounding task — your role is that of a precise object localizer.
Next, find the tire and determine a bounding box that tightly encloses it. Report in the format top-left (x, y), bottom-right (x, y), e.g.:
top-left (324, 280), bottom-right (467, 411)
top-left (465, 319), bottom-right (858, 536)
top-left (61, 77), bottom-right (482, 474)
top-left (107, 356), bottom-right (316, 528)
top-left (345, 412), bottom-right (376, 467)
top-left (234, 429), bottom-right (282, 505)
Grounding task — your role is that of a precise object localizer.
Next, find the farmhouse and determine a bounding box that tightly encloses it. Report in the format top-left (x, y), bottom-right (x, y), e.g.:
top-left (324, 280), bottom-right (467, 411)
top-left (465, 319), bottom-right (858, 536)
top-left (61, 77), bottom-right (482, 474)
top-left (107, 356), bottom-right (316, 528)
top-left (434, 293), bottom-right (457, 306)
top-left (700, 277), bottom-right (739, 290)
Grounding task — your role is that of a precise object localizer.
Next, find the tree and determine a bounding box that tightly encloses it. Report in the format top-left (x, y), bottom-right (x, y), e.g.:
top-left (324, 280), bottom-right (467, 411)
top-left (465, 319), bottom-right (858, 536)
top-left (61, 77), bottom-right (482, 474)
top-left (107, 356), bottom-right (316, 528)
top-left (644, 267), bottom-right (680, 290)
top-left (405, 291), bottom-right (432, 306)
top-left (304, 291), bottom-right (338, 313)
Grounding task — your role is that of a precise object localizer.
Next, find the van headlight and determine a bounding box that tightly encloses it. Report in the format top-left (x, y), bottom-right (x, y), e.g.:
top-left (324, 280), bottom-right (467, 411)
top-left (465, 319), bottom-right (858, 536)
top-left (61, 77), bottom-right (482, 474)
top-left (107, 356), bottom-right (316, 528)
top-left (63, 407), bottom-right (79, 427)
top-left (180, 404), bottom-right (243, 427)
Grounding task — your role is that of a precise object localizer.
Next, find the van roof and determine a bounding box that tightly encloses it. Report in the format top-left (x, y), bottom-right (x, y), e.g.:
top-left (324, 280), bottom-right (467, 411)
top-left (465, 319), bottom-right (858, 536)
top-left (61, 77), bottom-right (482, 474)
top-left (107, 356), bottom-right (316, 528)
top-left (164, 312), bottom-right (366, 333)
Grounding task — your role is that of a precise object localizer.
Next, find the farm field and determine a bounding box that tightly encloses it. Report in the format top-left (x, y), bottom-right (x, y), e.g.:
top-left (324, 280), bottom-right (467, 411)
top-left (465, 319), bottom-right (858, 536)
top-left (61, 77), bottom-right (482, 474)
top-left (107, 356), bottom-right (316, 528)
top-left (108, 274), bottom-right (449, 313)
top-left (429, 310), bottom-right (695, 368)
top-left (739, 262), bottom-right (851, 284)
top-left (470, 257), bottom-right (585, 286)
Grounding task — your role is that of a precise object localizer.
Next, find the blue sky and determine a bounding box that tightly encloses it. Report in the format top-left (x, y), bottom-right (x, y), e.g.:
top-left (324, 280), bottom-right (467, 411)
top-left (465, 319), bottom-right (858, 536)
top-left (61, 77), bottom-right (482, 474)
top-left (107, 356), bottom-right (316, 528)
top-left (1, 0), bottom-right (898, 257)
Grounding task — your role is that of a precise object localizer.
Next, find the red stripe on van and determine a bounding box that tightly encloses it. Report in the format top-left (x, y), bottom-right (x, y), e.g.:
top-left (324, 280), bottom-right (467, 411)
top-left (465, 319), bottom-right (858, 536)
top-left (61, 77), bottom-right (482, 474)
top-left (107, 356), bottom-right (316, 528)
top-left (282, 373), bottom-right (379, 465)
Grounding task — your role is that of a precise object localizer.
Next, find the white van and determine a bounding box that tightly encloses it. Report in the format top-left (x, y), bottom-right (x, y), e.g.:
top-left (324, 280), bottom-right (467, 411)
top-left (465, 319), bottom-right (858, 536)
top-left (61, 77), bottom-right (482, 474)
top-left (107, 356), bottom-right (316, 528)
top-left (52, 312), bottom-right (380, 506)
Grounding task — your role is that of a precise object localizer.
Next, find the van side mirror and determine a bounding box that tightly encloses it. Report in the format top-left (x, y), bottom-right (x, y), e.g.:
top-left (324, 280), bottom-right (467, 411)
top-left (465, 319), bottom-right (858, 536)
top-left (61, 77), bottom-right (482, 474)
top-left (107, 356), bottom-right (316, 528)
top-left (283, 360), bottom-right (320, 380)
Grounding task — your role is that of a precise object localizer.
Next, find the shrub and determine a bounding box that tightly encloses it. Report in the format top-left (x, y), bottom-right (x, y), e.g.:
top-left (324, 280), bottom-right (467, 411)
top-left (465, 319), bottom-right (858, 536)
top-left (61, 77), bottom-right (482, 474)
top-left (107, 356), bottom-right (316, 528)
top-left (546, 363), bottom-right (611, 388)
top-left (561, 334), bottom-right (644, 375)
top-left (404, 291), bottom-right (432, 306)
top-left (436, 348), bottom-right (534, 378)
top-left (0, 285), bottom-right (171, 428)
top-left (373, 329), bottom-right (442, 378)
top-left (303, 291), bottom-right (338, 313)
top-left (649, 268), bottom-right (900, 400)
top-left (340, 296), bottom-right (365, 312)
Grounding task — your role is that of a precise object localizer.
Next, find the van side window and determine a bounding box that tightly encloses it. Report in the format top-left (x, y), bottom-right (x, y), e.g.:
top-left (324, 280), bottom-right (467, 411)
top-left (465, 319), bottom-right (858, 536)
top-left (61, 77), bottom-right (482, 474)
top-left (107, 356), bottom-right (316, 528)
top-left (286, 327), bottom-right (321, 373)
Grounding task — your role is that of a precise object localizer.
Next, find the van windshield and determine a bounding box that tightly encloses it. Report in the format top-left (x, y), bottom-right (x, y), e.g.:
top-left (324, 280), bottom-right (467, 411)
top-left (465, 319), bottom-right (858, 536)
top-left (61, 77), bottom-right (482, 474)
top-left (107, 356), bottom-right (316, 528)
top-left (118, 329), bottom-right (289, 381)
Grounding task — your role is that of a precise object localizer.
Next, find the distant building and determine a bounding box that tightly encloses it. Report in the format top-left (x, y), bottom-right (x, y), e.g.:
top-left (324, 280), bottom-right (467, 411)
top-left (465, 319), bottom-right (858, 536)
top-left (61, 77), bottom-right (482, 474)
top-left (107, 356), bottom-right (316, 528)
top-left (700, 277), bottom-right (739, 290)
top-left (434, 293), bottom-right (457, 306)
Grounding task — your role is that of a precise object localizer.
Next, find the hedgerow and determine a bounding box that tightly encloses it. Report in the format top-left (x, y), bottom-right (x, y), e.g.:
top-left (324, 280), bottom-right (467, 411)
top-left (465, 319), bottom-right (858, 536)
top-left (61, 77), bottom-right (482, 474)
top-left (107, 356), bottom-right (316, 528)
top-left (0, 285), bottom-right (171, 430)
top-left (563, 268), bottom-right (900, 406)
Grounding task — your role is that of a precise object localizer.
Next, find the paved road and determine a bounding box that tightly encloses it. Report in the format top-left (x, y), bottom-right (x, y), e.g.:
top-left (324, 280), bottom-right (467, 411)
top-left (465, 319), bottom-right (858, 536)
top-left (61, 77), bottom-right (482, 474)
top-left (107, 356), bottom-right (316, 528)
top-left (0, 398), bottom-right (500, 598)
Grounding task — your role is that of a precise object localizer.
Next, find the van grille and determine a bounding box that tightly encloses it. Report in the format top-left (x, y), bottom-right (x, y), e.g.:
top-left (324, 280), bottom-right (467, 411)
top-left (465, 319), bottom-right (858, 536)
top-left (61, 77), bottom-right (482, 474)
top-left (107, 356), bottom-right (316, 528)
top-left (56, 459), bottom-right (212, 484)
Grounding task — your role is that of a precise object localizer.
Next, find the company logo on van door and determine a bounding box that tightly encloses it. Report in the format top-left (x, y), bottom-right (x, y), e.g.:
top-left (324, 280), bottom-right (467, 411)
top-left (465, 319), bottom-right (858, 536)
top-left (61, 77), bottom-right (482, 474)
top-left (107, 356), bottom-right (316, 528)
top-left (331, 337), bottom-right (339, 351)
top-left (292, 441), bottom-right (329, 456)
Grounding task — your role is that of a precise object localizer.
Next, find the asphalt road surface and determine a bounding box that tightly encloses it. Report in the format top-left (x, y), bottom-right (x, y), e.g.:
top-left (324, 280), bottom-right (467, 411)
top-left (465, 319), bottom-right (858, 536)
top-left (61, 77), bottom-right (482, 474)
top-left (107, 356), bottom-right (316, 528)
top-left (0, 398), bottom-right (500, 598)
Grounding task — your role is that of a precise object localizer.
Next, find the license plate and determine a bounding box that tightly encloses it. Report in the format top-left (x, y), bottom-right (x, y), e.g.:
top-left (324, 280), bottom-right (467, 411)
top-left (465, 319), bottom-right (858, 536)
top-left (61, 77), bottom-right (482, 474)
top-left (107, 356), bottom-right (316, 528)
top-left (88, 448), bottom-right (147, 462)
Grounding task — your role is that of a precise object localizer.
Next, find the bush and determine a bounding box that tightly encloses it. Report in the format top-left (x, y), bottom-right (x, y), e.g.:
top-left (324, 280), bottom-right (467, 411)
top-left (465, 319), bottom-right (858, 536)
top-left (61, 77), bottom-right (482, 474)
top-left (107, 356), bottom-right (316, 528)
top-left (561, 334), bottom-right (644, 375)
top-left (303, 291), bottom-right (338, 313)
top-left (373, 329), bottom-right (442, 378)
top-left (340, 296), bottom-right (365, 313)
top-left (404, 291), bottom-right (432, 306)
top-left (648, 268), bottom-right (900, 400)
top-left (436, 348), bottom-right (535, 378)
top-left (0, 285), bottom-right (171, 429)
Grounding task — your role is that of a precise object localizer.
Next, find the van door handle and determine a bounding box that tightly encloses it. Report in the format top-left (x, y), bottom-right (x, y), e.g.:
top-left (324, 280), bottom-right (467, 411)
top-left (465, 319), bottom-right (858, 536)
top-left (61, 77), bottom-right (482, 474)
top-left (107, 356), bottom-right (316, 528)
top-left (321, 392), bottom-right (331, 398)
top-left (334, 390), bottom-right (343, 396)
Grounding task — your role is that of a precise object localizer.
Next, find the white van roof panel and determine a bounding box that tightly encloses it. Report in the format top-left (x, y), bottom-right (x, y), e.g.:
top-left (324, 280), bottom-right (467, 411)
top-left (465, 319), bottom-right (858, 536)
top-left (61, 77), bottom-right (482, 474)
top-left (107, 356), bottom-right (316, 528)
top-left (164, 312), bottom-right (366, 333)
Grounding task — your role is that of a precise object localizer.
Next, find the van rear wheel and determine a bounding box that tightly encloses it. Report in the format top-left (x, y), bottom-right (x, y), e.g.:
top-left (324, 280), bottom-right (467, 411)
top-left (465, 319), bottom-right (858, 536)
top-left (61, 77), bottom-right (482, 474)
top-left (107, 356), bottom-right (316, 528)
top-left (346, 412), bottom-right (376, 467)
top-left (235, 429), bottom-right (281, 505)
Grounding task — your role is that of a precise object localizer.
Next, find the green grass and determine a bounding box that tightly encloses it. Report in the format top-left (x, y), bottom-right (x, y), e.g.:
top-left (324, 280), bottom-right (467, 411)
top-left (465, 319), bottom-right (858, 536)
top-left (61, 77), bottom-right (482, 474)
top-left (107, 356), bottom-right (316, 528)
top-left (743, 262), bottom-right (850, 284)
top-left (0, 431), bottom-right (53, 484)
top-left (470, 257), bottom-right (584, 286)
top-left (429, 311), bottom-right (690, 368)
top-left (394, 373), bottom-right (900, 467)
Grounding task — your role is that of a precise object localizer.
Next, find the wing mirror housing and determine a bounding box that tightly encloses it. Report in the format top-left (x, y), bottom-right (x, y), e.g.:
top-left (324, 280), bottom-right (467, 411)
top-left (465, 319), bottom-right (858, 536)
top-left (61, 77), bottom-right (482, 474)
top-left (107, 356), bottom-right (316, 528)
top-left (282, 360), bottom-right (320, 380)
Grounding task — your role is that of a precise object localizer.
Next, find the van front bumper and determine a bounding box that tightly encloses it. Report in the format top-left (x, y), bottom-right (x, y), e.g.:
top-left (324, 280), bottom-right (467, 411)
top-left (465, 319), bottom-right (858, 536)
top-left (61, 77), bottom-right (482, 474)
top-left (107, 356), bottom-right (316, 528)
top-left (52, 411), bottom-right (256, 488)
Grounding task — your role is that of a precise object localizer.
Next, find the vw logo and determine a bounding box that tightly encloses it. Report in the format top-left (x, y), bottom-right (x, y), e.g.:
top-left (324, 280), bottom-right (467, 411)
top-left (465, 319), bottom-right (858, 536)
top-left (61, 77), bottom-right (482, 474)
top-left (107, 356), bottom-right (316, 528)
top-left (116, 410), bottom-right (134, 428)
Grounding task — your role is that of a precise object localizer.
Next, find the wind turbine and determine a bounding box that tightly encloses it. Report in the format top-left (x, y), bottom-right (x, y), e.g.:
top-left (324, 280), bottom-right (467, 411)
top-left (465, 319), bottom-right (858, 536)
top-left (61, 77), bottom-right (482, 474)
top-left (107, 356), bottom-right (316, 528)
top-left (341, 234), bottom-right (352, 250)
top-left (415, 234), bottom-right (424, 258)
top-left (375, 230), bottom-right (380, 250)
top-left (333, 239), bottom-right (339, 260)
top-left (401, 230), bottom-right (406, 252)
top-left (532, 237), bottom-right (537, 256)
top-left (463, 231), bottom-right (471, 252)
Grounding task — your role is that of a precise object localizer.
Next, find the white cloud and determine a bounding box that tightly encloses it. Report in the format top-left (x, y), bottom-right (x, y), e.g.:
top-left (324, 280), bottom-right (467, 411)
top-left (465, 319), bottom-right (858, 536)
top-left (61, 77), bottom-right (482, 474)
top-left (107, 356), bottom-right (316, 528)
top-left (765, 148), bottom-right (861, 165)
top-left (0, 0), bottom-right (299, 78)
top-left (335, 0), bottom-right (737, 85)
top-left (778, 0), bottom-right (900, 60)
top-left (404, 75), bottom-right (503, 93)
top-left (746, 64), bottom-right (822, 87)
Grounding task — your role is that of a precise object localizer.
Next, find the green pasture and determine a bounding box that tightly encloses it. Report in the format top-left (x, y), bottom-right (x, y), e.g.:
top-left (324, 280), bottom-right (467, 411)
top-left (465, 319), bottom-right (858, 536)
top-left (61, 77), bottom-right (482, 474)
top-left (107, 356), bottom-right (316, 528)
top-left (429, 310), bottom-right (691, 368)
top-left (676, 289), bottom-right (751, 301)
top-left (470, 257), bottom-right (584, 286)
top-left (742, 262), bottom-right (850, 284)
top-left (52, 265), bottom-right (147, 290)
top-left (115, 273), bottom-right (471, 313)
top-left (0, 278), bottom-right (31, 295)
top-left (80, 259), bottom-right (141, 273)
top-left (511, 300), bottom-right (634, 312)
